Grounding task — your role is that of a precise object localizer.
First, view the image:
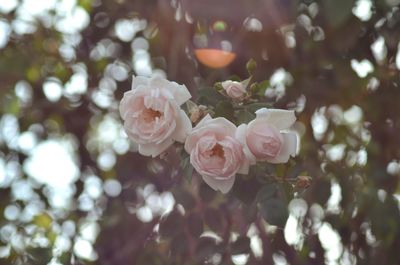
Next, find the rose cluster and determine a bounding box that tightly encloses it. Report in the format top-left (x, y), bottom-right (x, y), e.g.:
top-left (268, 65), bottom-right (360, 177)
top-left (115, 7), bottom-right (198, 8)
top-left (120, 76), bottom-right (298, 193)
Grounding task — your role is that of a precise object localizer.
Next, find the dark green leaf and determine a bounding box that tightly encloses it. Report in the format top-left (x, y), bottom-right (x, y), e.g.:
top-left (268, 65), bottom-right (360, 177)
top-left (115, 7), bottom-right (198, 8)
top-left (258, 198), bottom-right (288, 227)
top-left (235, 109), bottom-right (256, 125)
top-left (215, 101), bottom-right (235, 121)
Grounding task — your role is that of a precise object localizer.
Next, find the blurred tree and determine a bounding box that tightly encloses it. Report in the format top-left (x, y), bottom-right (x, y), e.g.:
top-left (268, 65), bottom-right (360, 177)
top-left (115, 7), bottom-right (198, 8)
top-left (0, 0), bottom-right (399, 265)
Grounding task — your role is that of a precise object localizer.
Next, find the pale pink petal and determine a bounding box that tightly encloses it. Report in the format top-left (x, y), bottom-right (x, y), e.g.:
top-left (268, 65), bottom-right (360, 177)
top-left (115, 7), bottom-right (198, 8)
top-left (255, 108), bottom-right (296, 130)
top-left (195, 114), bottom-right (213, 127)
top-left (237, 159), bottom-right (250, 175)
top-left (119, 91), bottom-right (135, 120)
top-left (150, 76), bottom-right (191, 106)
top-left (172, 109), bottom-right (192, 143)
top-left (185, 115), bottom-right (236, 152)
top-left (202, 175), bottom-right (236, 194)
top-left (138, 139), bottom-right (174, 157)
top-left (266, 132), bottom-right (297, 164)
top-left (235, 124), bottom-right (256, 165)
top-left (131, 75), bottom-right (150, 90)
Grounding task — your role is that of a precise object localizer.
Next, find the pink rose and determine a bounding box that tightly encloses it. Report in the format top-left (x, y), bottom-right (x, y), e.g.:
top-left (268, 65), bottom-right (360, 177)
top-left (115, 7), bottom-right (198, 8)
top-left (120, 76), bottom-right (192, 157)
top-left (184, 115), bottom-right (249, 193)
top-left (221, 80), bottom-right (246, 99)
top-left (236, 108), bottom-right (298, 164)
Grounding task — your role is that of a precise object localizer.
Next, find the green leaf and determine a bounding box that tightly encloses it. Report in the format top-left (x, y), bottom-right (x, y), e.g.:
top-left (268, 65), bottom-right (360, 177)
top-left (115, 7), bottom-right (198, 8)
top-left (245, 102), bottom-right (273, 113)
top-left (33, 213), bottom-right (53, 229)
top-left (215, 101), bottom-right (235, 121)
top-left (323, 0), bottom-right (355, 28)
top-left (198, 87), bottom-right (224, 106)
top-left (235, 109), bottom-right (255, 125)
top-left (258, 198), bottom-right (288, 227)
top-left (227, 75), bottom-right (242, 82)
top-left (256, 80), bottom-right (270, 96)
top-left (232, 176), bottom-right (262, 204)
top-left (180, 155), bottom-right (194, 182)
top-left (256, 184), bottom-right (279, 203)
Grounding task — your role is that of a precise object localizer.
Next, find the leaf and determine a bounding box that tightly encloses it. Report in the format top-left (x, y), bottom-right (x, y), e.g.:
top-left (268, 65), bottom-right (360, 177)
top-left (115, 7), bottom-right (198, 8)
top-left (235, 109), bottom-right (255, 125)
top-left (245, 102), bottom-right (273, 113)
top-left (257, 183), bottom-right (289, 227)
top-left (198, 87), bottom-right (224, 106)
top-left (172, 189), bottom-right (196, 210)
top-left (323, 0), bottom-right (355, 28)
top-left (232, 176), bottom-right (262, 204)
top-left (227, 75), bottom-right (242, 82)
top-left (256, 80), bottom-right (270, 96)
top-left (215, 101), bottom-right (235, 121)
top-left (256, 183), bottom-right (279, 203)
top-left (258, 198), bottom-right (288, 227)
top-left (180, 155), bottom-right (194, 182)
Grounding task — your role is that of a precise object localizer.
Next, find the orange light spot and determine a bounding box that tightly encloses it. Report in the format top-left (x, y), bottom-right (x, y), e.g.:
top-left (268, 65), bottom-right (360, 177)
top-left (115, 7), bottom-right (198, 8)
top-left (194, 49), bottom-right (236, 68)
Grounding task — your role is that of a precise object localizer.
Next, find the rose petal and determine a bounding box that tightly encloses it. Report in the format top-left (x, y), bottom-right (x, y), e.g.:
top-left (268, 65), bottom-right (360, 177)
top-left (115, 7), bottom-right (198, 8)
top-left (119, 91), bottom-right (135, 120)
top-left (202, 175), bottom-right (236, 194)
top-left (131, 75), bottom-right (149, 90)
top-left (266, 132), bottom-right (297, 164)
top-left (255, 108), bottom-right (296, 130)
top-left (185, 115), bottom-right (236, 153)
top-left (235, 124), bottom-right (256, 164)
top-left (150, 76), bottom-right (191, 106)
top-left (172, 109), bottom-right (192, 143)
top-left (237, 159), bottom-right (250, 175)
top-left (138, 139), bottom-right (174, 157)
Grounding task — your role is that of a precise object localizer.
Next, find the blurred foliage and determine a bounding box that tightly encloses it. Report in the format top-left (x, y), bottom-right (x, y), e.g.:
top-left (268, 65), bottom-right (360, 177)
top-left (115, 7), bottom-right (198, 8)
top-left (0, 0), bottom-right (400, 265)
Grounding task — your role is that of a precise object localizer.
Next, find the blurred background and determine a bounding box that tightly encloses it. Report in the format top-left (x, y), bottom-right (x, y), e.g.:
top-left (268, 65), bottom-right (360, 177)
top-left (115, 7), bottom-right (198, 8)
top-left (0, 0), bottom-right (400, 264)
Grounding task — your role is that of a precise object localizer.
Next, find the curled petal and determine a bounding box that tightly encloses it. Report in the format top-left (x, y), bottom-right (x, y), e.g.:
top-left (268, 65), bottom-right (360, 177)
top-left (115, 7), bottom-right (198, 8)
top-left (266, 132), bottom-right (297, 164)
top-left (202, 175), bottom-right (236, 194)
top-left (235, 124), bottom-right (256, 165)
top-left (150, 76), bottom-right (191, 106)
top-left (138, 139), bottom-right (174, 157)
top-left (172, 109), bottom-right (192, 143)
top-left (131, 75), bottom-right (150, 90)
top-left (255, 108), bottom-right (296, 130)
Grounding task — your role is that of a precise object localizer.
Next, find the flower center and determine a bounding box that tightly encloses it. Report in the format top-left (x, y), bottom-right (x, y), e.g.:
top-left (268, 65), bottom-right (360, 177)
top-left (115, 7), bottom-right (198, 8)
top-left (142, 108), bottom-right (162, 123)
top-left (211, 144), bottom-right (224, 158)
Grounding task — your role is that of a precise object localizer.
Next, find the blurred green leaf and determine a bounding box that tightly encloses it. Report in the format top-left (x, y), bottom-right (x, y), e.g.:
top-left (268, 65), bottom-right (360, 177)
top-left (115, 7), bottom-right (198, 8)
top-left (258, 198), bottom-right (288, 227)
top-left (33, 213), bottom-right (53, 229)
top-left (215, 101), bottom-right (235, 121)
